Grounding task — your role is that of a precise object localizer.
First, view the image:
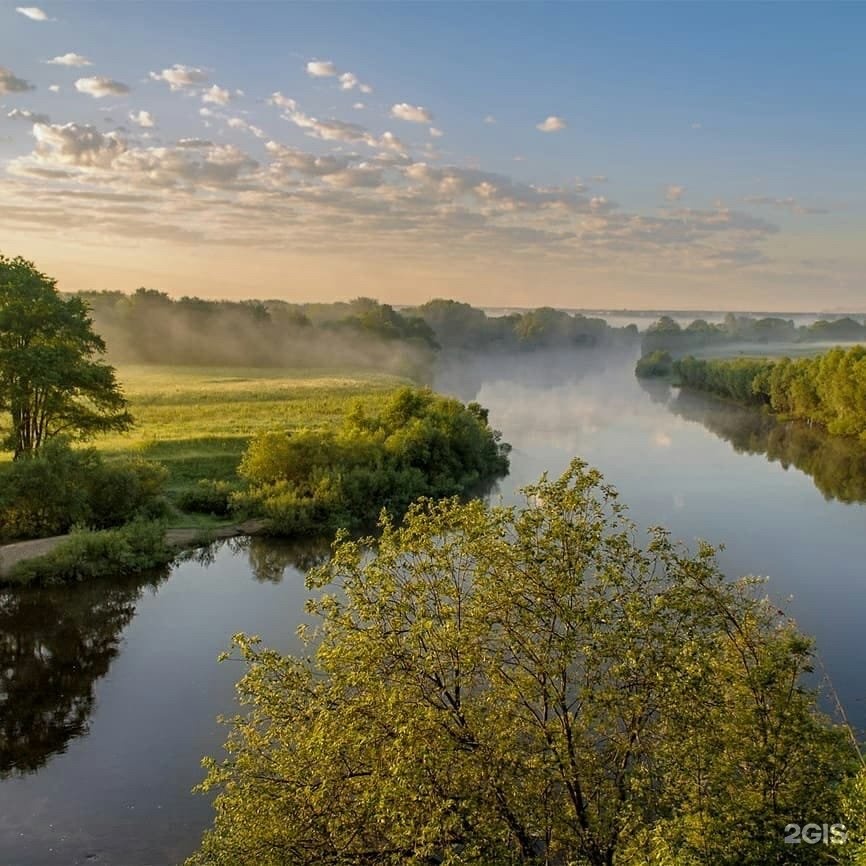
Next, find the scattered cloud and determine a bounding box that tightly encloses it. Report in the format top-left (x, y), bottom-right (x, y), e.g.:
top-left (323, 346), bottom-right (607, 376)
top-left (591, 175), bottom-right (608, 183)
top-left (483, 115), bottom-right (497, 125)
top-left (352, 102), bottom-right (365, 110)
top-left (306, 59), bottom-right (337, 78)
top-left (691, 122), bottom-right (703, 129)
top-left (16, 6), bottom-right (51, 21)
top-left (429, 127), bottom-right (443, 138)
top-left (48, 84), bottom-right (60, 92)
top-left (537, 115), bottom-right (566, 133)
top-left (268, 91), bottom-right (296, 111)
top-left (149, 64), bottom-right (208, 91)
top-left (665, 184), bottom-right (685, 202)
top-left (75, 76), bottom-right (131, 98)
top-left (391, 103), bottom-right (433, 124)
top-left (202, 84), bottom-right (232, 105)
top-left (7, 108), bottom-right (51, 124)
top-left (0, 66), bottom-right (36, 94)
top-left (129, 110), bottom-right (155, 128)
top-left (45, 52), bottom-right (92, 67)
top-left (743, 195), bottom-right (828, 216)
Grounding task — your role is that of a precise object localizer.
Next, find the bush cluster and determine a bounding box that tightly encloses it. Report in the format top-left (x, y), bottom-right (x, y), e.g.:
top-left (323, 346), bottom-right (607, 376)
top-left (236, 387), bottom-right (511, 535)
top-left (0, 439), bottom-right (169, 540)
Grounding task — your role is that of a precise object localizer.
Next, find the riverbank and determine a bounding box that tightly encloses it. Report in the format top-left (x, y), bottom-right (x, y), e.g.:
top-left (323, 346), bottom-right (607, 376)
top-left (0, 518), bottom-right (270, 583)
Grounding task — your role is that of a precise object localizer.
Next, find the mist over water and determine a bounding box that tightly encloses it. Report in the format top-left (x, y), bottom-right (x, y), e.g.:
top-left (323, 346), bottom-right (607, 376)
top-left (1, 347), bottom-right (865, 865)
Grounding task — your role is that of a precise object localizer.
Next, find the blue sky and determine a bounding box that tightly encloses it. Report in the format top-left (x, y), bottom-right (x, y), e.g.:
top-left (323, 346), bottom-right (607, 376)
top-left (1, 1), bottom-right (863, 309)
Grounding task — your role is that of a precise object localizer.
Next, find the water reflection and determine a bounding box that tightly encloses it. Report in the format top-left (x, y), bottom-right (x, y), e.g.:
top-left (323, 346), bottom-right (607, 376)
top-left (669, 387), bottom-right (866, 505)
top-left (0, 569), bottom-right (168, 777)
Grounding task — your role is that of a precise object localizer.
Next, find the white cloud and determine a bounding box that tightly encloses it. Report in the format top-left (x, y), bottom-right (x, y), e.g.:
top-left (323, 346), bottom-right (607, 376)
top-left (352, 102), bottom-right (365, 110)
top-left (45, 52), bottom-right (92, 67)
top-left (429, 127), bottom-right (443, 138)
top-left (268, 91), bottom-right (296, 111)
top-left (306, 60), bottom-right (337, 78)
top-left (48, 84), bottom-right (60, 92)
top-left (0, 66), bottom-right (36, 94)
top-left (359, 83), bottom-right (373, 94)
top-left (202, 84), bottom-right (231, 105)
top-left (390, 103), bottom-right (433, 124)
top-left (149, 64), bottom-right (208, 91)
top-left (7, 108), bottom-right (51, 124)
top-left (536, 115), bottom-right (566, 133)
top-left (16, 6), bottom-right (51, 20)
top-left (339, 72), bottom-right (358, 90)
top-left (665, 184), bottom-right (685, 202)
top-left (75, 76), bottom-right (130, 98)
top-left (129, 110), bottom-right (155, 128)
top-left (483, 115), bottom-right (496, 125)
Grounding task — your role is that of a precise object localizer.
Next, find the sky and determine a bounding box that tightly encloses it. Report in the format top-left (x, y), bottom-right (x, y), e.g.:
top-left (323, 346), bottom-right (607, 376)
top-left (0, 1), bottom-right (864, 311)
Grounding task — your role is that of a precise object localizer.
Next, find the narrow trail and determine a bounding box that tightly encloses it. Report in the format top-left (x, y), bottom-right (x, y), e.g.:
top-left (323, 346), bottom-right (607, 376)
top-left (0, 518), bottom-right (269, 579)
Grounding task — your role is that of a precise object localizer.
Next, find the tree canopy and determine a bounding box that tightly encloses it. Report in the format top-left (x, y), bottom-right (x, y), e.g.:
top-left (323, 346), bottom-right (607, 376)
top-left (0, 255), bottom-right (132, 458)
top-left (189, 461), bottom-right (864, 866)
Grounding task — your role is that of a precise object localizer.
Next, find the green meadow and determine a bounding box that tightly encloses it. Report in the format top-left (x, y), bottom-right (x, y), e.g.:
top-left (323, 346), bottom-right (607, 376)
top-left (2, 365), bottom-right (409, 527)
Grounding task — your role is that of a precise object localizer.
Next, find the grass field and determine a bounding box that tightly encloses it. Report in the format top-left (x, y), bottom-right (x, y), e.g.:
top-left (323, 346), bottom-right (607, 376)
top-left (2, 365), bottom-right (409, 528)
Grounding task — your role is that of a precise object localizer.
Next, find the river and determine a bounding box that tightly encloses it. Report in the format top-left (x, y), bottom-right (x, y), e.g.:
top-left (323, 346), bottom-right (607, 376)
top-left (2, 348), bottom-right (865, 865)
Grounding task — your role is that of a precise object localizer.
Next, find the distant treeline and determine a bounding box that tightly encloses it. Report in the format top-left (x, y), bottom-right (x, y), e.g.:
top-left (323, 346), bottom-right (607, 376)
top-left (74, 291), bottom-right (639, 373)
top-left (640, 346), bottom-right (866, 439)
top-left (642, 313), bottom-right (866, 354)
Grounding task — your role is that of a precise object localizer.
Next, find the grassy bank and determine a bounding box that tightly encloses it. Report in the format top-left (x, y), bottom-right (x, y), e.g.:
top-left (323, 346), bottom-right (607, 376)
top-left (1, 365), bottom-right (410, 528)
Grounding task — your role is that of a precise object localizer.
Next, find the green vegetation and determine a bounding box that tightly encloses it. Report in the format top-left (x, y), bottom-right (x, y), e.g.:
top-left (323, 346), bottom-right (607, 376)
top-left (93, 365), bottom-right (409, 511)
top-left (654, 346), bottom-right (866, 439)
top-left (235, 386), bottom-right (510, 535)
top-left (5, 520), bottom-right (171, 587)
top-left (0, 255), bottom-right (131, 458)
top-left (0, 438), bottom-right (168, 541)
top-left (642, 312), bottom-right (866, 355)
top-left (189, 461), bottom-right (865, 866)
top-left (634, 348), bottom-right (673, 377)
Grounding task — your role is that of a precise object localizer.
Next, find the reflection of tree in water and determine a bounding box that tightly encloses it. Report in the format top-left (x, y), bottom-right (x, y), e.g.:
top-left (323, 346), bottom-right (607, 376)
top-left (0, 569), bottom-right (168, 777)
top-left (671, 388), bottom-right (866, 504)
top-left (183, 535), bottom-right (333, 583)
top-left (241, 536), bottom-right (332, 582)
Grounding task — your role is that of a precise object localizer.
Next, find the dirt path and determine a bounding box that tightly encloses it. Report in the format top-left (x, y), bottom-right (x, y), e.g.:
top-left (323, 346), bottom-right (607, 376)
top-left (0, 518), bottom-right (270, 579)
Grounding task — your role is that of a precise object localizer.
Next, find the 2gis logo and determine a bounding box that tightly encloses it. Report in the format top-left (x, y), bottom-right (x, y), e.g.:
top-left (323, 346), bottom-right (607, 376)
top-left (784, 823), bottom-right (848, 845)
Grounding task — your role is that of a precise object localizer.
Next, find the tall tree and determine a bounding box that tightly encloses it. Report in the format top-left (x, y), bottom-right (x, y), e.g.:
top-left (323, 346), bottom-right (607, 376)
top-left (189, 461), bottom-right (864, 866)
top-left (0, 255), bottom-right (132, 458)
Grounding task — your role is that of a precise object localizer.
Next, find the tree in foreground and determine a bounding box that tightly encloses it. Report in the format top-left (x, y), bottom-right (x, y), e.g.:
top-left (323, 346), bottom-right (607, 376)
top-left (0, 255), bottom-right (132, 458)
top-left (189, 461), bottom-right (865, 866)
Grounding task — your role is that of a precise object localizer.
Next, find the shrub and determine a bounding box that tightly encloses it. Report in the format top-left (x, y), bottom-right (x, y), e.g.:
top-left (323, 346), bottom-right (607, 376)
top-left (176, 479), bottom-right (239, 517)
top-left (238, 387), bottom-right (510, 536)
top-left (5, 519), bottom-right (172, 586)
top-left (0, 439), bottom-right (168, 540)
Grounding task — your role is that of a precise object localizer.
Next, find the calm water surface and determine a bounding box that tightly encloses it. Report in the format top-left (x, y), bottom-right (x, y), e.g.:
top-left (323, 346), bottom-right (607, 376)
top-left (2, 349), bottom-right (865, 865)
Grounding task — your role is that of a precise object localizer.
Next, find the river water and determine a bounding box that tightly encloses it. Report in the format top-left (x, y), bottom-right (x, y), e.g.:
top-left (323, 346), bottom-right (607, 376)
top-left (2, 348), bottom-right (865, 865)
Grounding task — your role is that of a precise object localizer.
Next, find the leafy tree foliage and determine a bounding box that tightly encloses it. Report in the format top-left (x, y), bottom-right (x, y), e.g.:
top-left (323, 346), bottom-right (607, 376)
top-left (0, 255), bottom-right (132, 457)
top-left (189, 461), bottom-right (864, 866)
top-left (634, 349), bottom-right (673, 378)
top-left (235, 387), bottom-right (510, 535)
top-left (665, 347), bottom-right (866, 439)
